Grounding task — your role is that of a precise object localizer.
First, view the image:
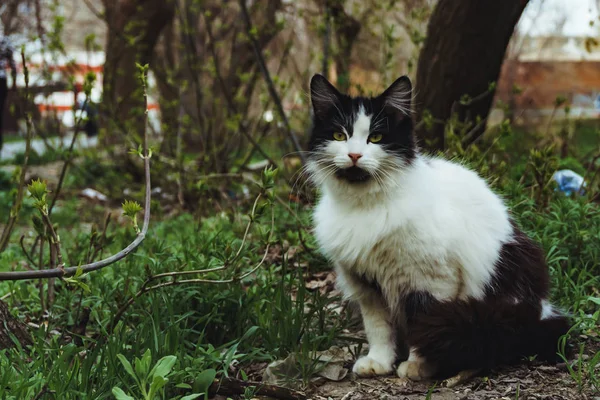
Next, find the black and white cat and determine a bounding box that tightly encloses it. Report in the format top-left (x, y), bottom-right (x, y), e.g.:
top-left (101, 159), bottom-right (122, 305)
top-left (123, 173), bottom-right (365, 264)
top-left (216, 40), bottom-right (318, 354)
top-left (307, 74), bottom-right (570, 380)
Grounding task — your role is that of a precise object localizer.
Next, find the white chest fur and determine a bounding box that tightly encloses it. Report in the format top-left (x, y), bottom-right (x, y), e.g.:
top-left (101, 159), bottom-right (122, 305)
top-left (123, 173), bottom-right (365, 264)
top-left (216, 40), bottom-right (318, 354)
top-left (312, 156), bottom-right (513, 304)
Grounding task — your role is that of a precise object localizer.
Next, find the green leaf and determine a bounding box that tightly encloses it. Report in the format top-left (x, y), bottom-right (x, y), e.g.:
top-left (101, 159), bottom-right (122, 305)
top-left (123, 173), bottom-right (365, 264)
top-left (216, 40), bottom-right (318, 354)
top-left (239, 370), bottom-right (248, 381)
top-left (116, 354), bottom-right (137, 380)
top-left (149, 355), bottom-right (177, 379)
top-left (28, 179), bottom-right (48, 201)
top-left (135, 349), bottom-right (152, 381)
top-left (122, 200), bottom-right (143, 218)
top-left (195, 369), bottom-right (217, 394)
top-left (74, 266), bottom-right (84, 278)
top-left (175, 383), bottom-right (192, 389)
top-left (587, 296), bottom-right (600, 305)
top-left (239, 326), bottom-right (258, 342)
top-left (111, 387), bottom-right (135, 400)
top-left (148, 375), bottom-right (168, 399)
top-left (180, 394), bottom-right (203, 400)
top-left (62, 277), bottom-right (91, 294)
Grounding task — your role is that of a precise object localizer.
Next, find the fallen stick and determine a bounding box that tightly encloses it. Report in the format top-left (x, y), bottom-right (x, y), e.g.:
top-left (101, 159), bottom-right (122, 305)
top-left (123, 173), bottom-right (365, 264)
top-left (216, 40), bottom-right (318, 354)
top-left (443, 369), bottom-right (481, 388)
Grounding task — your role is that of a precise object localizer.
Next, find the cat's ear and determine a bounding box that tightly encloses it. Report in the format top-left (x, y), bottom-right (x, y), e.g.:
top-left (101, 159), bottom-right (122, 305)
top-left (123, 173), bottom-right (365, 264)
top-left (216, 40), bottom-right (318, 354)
top-left (380, 76), bottom-right (412, 123)
top-left (310, 74), bottom-right (342, 121)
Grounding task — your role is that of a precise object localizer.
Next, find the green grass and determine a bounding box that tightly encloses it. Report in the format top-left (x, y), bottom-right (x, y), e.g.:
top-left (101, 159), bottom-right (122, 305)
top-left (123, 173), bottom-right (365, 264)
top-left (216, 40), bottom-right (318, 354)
top-left (0, 178), bottom-right (346, 398)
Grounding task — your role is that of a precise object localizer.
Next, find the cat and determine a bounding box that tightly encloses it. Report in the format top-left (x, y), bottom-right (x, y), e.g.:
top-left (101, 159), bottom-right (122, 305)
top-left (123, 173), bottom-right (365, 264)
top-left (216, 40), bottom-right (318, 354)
top-left (306, 73), bottom-right (570, 381)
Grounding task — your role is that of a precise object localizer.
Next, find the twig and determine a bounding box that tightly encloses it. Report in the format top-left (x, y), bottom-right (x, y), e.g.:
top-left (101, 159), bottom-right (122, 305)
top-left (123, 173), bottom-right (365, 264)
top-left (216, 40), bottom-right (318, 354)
top-left (0, 68), bottom-right (153, 281)
top-left (49, 95), bottom-right (90, 215)
top-left (240, 121), bottom-right (272, 169)
top-left (238, 0), bottom-right (306, 165)
top-left (458, 87), bottom-right (494, 108)
top-left (39, 236), bottom-right (45, 311)
top-left (340, 391), bottom-right (356, 400)
top-left (89, 213), bottom-right (112, 262)
top-left (545, 103), bottom-right (561, 137)
top-left (451, 86), bottom-right (495, 148)
top-left (19, 235), bottom-right (39, 268)
top-left (176, 104), bottom-right (185, 208)
top-left (443, 369), bottom-right (481, 388)
top-left (41, 212), bottom-right (64, 269)
top-left (461, 117), bottom-right (489, 148)
top-left (583, 153), bottom-right (600, 186)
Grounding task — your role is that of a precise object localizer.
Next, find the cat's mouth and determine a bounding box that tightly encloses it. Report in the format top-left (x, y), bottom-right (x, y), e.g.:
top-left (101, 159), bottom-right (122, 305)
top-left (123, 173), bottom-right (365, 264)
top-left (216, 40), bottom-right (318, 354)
top-left (335, 166), bottom-right (372, 183)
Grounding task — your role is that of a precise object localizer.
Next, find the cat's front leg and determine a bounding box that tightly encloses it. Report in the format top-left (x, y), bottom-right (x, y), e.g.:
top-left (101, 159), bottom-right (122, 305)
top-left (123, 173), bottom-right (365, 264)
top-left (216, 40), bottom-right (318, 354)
top-left (337, 268), bottom-right (396, 377)
top-left (353, 295), bottom-right (397, 376)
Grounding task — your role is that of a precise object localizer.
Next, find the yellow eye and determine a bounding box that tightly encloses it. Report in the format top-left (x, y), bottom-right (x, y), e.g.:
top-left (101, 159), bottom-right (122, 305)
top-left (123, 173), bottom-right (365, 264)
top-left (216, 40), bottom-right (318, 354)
top-left (369, 134), bottom-right (383, 143)
top-left (333, 132), bottom-right (346, 141)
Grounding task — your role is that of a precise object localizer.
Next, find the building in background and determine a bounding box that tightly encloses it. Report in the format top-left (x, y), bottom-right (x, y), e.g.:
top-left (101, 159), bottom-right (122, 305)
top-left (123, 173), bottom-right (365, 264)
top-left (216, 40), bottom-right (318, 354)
top-left (494, 35), bottom-right (600, 125)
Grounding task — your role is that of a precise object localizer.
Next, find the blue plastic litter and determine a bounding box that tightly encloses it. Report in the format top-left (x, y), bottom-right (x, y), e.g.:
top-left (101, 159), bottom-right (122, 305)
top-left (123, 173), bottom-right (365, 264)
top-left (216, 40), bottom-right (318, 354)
top-left (552, 169), bottom-right (586, 196)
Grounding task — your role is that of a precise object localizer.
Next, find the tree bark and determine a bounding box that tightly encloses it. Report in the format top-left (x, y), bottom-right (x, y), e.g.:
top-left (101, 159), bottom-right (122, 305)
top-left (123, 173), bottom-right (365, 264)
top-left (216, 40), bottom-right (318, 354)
top-left (152, 19), bottom-right (179, 157)
top-left (0, 299), bottom-right (32, 350)
top-left (100, 0), bottom-right (175, 145)
top-left (329, 0), bottom-right (361, 93)
top-left (414, 0), bottom-right (528, 151)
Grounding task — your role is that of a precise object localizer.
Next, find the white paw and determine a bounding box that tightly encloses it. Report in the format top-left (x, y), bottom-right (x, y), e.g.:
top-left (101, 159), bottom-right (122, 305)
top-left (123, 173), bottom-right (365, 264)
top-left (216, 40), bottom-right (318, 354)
top-left (397, 360), bottom-right (432, 381)
top-left (352, 356), bottom-right (394, 377)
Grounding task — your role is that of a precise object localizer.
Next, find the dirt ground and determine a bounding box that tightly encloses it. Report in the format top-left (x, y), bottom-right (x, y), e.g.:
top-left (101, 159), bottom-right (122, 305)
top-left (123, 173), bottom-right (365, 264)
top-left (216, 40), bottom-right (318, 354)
top-left (311, 361), bottom-right (596, 400)
top-left (211, 339), bottom-right (598, 400)
top-left (297, 275), bottom-right (600, 400)
top-left (213, 356), bottom-right (597, 400)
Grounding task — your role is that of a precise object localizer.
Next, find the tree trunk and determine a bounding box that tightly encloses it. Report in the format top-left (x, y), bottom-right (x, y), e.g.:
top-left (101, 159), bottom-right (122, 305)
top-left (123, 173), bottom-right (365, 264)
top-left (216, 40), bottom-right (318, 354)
top-left (414, 0), bottom-right (528, 151)
top-left (0, 299), bottom-right (32, 350)
top-left (152, 19), bottom-right (180, 157)
top-left (329, 0), bottom-right (361, 93)
top-left (100, 0), bottom-right (175, 145)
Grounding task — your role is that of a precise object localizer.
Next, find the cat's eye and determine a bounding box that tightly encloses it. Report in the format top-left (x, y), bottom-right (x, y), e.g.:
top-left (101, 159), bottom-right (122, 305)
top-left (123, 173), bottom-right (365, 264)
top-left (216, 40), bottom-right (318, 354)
top-left (369, 134), bottom-right (383, 143)
top-left (333, 132), bottom-right (346, 141)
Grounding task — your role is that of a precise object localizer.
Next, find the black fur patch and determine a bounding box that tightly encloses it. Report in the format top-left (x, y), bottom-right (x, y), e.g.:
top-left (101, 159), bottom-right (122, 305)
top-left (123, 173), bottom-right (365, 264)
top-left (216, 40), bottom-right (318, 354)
top-left (335, 166), bottom-right (372, 183)
top-left (485, 221), bottom-right (550, 303)
top-left (404, 291), bottom-right (437, 321)
top-left (405, 298), bottom-right (569, 379)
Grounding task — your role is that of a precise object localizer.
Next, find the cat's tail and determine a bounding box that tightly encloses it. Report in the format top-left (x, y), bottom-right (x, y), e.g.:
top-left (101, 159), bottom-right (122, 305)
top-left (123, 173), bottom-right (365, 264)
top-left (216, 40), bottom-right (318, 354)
top-left (406, 298), bottom-right (571, 379)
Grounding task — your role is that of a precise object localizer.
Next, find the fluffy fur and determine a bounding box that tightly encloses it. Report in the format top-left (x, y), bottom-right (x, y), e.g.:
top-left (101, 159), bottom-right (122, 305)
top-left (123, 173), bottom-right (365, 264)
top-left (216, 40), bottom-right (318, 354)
top-left (307, 74), bottom-right (570, 380)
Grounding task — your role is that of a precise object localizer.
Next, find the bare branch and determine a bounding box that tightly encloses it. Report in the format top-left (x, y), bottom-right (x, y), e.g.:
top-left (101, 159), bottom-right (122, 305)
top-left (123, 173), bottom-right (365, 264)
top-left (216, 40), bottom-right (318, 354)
top-left (19, 235), bottom-right (38, 268)
top-left (203, 12), bottom-right (279, 168)
top-left (238, 0), bottom-right (306, 164)
top-left (49, 94), bottom-right (90, 215)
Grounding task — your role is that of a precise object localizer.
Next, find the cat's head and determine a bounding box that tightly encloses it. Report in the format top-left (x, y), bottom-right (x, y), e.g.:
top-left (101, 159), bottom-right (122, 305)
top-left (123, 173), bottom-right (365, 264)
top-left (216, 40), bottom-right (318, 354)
top-left (307, 74), bottom-right (416, 193)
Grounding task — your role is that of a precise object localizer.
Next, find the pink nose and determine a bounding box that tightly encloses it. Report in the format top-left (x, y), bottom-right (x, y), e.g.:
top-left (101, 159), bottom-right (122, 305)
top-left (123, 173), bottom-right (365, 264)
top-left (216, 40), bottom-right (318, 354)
top-left (348, 153), bottom-right (362, 164)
